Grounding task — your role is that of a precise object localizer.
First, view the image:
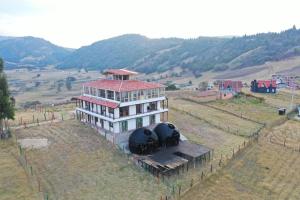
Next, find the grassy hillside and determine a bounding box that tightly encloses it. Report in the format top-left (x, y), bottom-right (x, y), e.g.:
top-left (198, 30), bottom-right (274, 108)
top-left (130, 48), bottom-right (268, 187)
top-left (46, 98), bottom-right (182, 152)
top-left (0, 36), bottom-right (72, 68)
top-left (58, 34), bottom-right (183, 70)
top-left (57, 27), bottom-right (300, 75)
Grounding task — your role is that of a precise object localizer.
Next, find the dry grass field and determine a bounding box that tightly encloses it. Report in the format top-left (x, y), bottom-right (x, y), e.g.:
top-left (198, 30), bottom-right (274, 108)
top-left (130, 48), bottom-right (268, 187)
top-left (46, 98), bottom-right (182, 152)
top-left (13, 120), bottom-right (168, 200)
top-left (169, 98), bottom-right (262, 137)
top-left (269, 120), bottom-right (300, 150)
top-left (242, 88), bottom-right (300, 110)
top-left (6, 67), bottom-right (100, 107)
top-left (182, 125), bottom-right (300, 200)
top-left (2, 60), bottom-right (300, 200)
top-left (8, 103), bottom-right (76, 127)
top-left (0, 139), bottom-right (39, 200)
top-left (206, 94), bottom-right (284, 125)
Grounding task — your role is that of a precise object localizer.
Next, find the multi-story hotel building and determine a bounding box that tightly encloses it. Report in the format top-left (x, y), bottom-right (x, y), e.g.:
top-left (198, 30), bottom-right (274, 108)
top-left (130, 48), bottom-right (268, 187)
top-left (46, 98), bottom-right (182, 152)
top-left (74, 69), bottom-right (168, 143)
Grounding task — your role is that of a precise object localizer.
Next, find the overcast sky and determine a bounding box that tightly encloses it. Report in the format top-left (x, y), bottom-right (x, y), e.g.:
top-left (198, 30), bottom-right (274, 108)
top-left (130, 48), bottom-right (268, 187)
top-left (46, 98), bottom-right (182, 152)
top-left (0, 0), bottom-right (300, 48)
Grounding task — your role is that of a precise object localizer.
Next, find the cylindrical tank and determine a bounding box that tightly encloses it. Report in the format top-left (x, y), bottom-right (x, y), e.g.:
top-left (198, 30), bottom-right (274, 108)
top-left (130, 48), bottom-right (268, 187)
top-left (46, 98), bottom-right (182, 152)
top-left (153, 123), bottom-right (180, 147)
top-left (128, 128), bottom-right (159, 155)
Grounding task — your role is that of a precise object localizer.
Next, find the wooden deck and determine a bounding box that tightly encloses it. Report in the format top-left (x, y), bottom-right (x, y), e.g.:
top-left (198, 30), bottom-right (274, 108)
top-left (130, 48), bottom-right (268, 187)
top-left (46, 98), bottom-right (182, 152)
top-left (136, 141), bottom-right (212, 176)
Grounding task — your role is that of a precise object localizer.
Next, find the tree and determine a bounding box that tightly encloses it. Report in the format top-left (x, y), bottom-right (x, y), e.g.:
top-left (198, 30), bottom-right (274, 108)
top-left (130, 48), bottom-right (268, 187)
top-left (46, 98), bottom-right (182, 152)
top-left (0, 58), bottom-right (15, 137)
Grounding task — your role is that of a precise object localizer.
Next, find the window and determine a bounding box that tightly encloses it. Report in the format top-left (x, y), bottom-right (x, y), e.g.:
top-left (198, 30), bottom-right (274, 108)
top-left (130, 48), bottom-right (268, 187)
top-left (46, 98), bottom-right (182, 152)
top-left (119, 106), bottom-right (129, 117)
top-left (150, 115), bottom-right (155, 125)
top-left (148, 102), bottom-right (157, 111)
top-left (136, 104), bottom-right (143, 114)
top-left (115, 92), bottom-right (120, 101)
top-left (132, 91), bottom-right (137, 101)
top-left (84, 86), bottom-right (90, 94)
top-left (108, 107), bottom-right (114, 114)
top-left (91, 88), bottom-right (96, 96)
top-left (121, 121), bottom-right (128, 132)
top-left (136, 117), bottom-right (143, 128)
top-left (147, 90), bottom-right (151, 98)
top-left (109, 122), bottom-right (113, 128)
top-left (121, 92), bottom-right (129, 102)
top-left (101, 106), bottom-right (106, 115)
top-left (99, 89), bottom-right (105, 98)
top-left (107, 90), bottom-right (114, 100)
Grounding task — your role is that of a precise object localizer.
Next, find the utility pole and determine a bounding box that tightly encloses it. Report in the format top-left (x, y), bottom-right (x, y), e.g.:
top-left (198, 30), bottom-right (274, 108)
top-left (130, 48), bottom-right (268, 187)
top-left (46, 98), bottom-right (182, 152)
top-left (290, 78), bottom-right (296, 111)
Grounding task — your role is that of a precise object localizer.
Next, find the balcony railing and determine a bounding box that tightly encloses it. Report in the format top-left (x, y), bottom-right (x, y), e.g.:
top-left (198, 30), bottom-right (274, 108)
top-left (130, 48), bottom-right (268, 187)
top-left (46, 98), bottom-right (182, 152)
top-left (78, 106), bottom-right (166, 120)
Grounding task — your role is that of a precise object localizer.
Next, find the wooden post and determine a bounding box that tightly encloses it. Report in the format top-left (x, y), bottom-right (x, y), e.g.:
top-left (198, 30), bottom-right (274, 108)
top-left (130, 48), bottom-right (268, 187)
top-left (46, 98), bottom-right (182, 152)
top-left (210, 164), bottom-right (213, 173)
top-left (178, 185), bottom-right (181, 196)
top-left (190, 178), bottom-right (194, 187)
top-left (38, 179), bottom-right (41, 192)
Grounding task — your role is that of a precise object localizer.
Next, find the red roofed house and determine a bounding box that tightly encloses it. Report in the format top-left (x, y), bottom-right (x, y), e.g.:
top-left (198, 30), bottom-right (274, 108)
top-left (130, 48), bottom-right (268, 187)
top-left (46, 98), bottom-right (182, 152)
top-left (219, 80), bottom-right (243, 99)
top-left (251, 79), bottom-right (277, 93)
top-left (74, 69), bottom-right (168, 143)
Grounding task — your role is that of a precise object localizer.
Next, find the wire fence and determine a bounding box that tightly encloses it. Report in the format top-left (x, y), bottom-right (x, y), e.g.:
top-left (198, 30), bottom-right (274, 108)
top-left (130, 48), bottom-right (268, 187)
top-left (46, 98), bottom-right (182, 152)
top-left (16, 141), bottom-right (50, 200)
top-left (157, 129), bottom-right (261, 200)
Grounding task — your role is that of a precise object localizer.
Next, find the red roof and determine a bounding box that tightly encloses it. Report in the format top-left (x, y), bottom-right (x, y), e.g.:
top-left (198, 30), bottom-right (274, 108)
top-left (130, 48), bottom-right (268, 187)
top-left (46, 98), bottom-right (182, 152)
top-left (83, 79), bottom-right (165, 92)
top-left (220, 80), bottom-right (243, 92)
top-left (257, 80), bottom-right (276, 88)
top-left (75, 96), bottom-right (119, 108)
top-left (103, 69), bottom-right (138, 76)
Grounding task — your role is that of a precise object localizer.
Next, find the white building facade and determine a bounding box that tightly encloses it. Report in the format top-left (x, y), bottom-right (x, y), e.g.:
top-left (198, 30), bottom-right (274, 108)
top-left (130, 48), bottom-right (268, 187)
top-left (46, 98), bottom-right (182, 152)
top-left (75, 69), bottom-right (168, 138)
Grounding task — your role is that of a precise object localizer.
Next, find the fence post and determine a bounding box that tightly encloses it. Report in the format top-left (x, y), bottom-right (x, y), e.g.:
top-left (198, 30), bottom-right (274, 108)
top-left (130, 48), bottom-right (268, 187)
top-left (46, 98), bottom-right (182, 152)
top-left (190, 178), bottom-right (194, 187)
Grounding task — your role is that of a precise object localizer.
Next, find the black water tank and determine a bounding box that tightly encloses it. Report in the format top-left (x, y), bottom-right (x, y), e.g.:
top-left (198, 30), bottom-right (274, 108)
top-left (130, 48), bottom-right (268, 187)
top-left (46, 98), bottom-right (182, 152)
top-left (128, 128), bottom-right (159, 155)
top-left (153, 123), bottom-right (180, 147)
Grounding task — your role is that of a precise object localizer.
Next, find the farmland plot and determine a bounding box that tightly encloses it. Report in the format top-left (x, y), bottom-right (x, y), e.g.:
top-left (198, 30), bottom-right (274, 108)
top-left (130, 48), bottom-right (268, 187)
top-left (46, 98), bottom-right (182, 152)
top-left (169, 98), bottom-right (261, 137)
top-left (182, 127), bottom-right (300, 200)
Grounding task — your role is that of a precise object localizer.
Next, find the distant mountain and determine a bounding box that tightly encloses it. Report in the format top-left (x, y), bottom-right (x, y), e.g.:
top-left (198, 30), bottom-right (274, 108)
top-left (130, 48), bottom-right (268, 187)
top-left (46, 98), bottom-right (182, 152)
top-left (132, 27), bottom-right (300, 74)
top-left (0, 36), bottom-right (73, 68)
top-left (59, 28), bottom-right (300, 74)
top-left (2, 27), bottom-right (300, 74)
top-left (58, 34), bottom-right (183, 71)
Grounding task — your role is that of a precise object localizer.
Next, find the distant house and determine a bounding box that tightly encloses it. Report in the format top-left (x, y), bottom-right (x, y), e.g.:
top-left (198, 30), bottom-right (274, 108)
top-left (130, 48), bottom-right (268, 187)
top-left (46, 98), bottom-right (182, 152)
top-left (219, 80), bottom-right (243, 93)
top-left (218, 80), bottom-right (243, 99)
top-left (251, 79), bottom-right (276, 93)
top-left (298, 106), bottom-right (300, 116)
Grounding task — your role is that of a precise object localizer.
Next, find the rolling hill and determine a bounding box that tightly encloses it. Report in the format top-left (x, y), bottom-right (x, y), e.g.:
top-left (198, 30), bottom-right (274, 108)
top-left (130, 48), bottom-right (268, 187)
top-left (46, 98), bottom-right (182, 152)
top-left (0, 36), bottom-right (73, 68)
top-left (2, 27), bottom-right (300, 75)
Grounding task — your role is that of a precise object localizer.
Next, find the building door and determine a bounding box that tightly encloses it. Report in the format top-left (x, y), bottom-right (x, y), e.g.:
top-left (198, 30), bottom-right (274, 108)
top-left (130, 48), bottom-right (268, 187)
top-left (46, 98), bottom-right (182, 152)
top-left (136, 117), bottom-right (143, 128)
top-left (121, 121), bottom-right (128, 132)
top-left (100, 119), bottom-right (104, 128)
top-left (150, 115), bottom-right (155, 125)
top-left (136, 104), bottom-right (143, 114)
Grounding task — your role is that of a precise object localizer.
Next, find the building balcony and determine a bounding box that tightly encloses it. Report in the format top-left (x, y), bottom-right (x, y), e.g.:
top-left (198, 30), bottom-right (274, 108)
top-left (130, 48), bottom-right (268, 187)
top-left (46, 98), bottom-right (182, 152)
top-left (76, 107), bottom-right (168, 122)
